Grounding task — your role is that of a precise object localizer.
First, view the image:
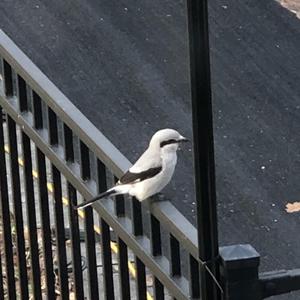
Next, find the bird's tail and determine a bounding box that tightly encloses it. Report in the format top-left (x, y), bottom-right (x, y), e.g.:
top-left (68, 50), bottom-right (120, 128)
top-left (74, 188), bottom-right (116, 210)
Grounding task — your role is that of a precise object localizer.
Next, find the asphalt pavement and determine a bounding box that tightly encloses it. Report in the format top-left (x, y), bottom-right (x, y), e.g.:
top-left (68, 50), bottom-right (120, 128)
top-left (0, 1), bottom-right (300, 298)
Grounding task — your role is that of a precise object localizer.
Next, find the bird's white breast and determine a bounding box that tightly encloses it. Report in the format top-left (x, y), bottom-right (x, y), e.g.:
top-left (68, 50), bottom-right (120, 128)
top-left (129, 151), bottom-right (177, 201)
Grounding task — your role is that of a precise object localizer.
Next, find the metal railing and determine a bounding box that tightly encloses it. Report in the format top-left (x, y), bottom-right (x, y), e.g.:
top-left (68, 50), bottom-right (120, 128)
top-left (1, 2), bottom-right (300, 299)
top-left (0, 29), bottom-right (204, 300)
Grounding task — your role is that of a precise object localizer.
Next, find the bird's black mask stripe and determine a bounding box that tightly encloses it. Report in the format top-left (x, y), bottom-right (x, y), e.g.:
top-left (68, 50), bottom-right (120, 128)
top-left (160, 139), bottom-right (178, 148)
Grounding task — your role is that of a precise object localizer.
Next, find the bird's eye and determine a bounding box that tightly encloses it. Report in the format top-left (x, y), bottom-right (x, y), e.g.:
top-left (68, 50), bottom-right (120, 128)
top-left (160, 139), bottom-right (178, 147)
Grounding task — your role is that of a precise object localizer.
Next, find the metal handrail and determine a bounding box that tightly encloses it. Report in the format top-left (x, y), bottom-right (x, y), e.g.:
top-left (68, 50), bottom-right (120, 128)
top-left (0, 29), bottom-right (198, 259)
top-left (0, 29), bottom-right (198, 299)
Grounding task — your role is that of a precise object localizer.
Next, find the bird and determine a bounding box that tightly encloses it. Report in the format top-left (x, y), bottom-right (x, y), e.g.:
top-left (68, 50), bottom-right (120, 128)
top-left (74, 128), bottom-right (188, 209)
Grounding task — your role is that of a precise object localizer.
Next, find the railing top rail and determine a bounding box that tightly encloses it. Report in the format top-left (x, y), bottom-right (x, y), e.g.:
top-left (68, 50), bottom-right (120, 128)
top-left (0, 29), bottom-right (198, 259)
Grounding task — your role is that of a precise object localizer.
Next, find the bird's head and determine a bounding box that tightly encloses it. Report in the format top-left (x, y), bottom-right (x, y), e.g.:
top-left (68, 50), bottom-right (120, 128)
top-left (149, 128), bottom-right (189, 153)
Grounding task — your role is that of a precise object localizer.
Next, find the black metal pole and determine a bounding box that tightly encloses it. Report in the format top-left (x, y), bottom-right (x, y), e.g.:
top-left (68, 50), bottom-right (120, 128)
top-left (186, 1), bottom-right (220, 300)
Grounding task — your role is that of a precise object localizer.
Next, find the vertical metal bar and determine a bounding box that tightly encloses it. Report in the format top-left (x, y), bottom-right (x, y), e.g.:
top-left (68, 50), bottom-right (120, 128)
top-left (153, 278), bottom-right (164, 300)
top-left (186, 1), bottom-right (219, 299)
top-left (115, 173), bottom-right (129, 299)
top-left (114, 176), bottom-right (125, 216)
top-left (150, 215), bottom-right (162, 257)
top-left (80, 141), bottom-right (99, 299)
top-left (83, 204), bottom-right (99, 300)
top-left (36, 148), bottom-right (56, 299)
top-left (115, 194), bottom-right (125, 216)
top-left (48, 107), bottom-right (58, 145)
top-left (100, 218), bottom-right (115, 300)
top-left (67, 183), bottom-right (85, 299)
top-left (7, 115), bottom-right (29, 300)
top-left (97, 159), bottom-right (107, 196)
top-left (135, 258), bottom-right (147, 300)
top-left (169, 235), bottom-right (181, 277)
top-left (63, 124), bottom-right (74, 162)
top-left (118, 238), bottom-right (131, 300)
top-left (132, 200), bottom-right (146, 299)
top-left (0, 251), bottom-right (3, 300)
top-left (21, 131), bottom-right (42, 299)
top-left (0, 108), bottom-right (16, 300)
top-left (132, 198), bottom-right (146, 300)
top-left (52, 165), bottom-right (69, 299)
top-left (80, 141), bottom-right (90, 181)
top-left (17, 75), bottom-right (28, 112)
top-left (150, 215), bottom-right (164, 300)
top-left (97, 159), bottom-right (115, 300)
top-left (48, 109), bottom-right (69, 299)
top-left (189, 255), bottom-right (200, 298)
top-left (32, 91), bottom-right (43, 128)
top-left (64, 124), bottom-right (85, 299)
top-left (132, 198), bottom-right (143, 236)
top-left (2, 59), bottom-right (13, 96)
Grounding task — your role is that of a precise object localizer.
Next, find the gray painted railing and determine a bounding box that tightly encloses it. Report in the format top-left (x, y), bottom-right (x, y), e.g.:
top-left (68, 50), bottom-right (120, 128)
top-left (0, 29), bottom-right (200, 300)
top-left (1, 4), bottom-right (300, 297)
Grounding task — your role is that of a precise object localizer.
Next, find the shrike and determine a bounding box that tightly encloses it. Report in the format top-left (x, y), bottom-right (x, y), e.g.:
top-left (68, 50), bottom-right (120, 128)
top-left (75, 128), bottom-right (188, 209)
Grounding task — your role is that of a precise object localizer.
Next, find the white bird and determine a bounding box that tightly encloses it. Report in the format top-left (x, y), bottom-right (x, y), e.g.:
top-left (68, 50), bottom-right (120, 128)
top-left (75, 128), bottom-right (188, 209)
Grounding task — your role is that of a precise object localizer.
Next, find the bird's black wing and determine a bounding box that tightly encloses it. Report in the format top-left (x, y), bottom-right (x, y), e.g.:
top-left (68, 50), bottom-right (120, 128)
top-left (118, 166), bottom-right (162, 185)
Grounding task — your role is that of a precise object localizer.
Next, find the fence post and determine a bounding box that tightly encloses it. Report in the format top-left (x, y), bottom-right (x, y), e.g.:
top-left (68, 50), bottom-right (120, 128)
top-left (219, 244), bottom-right (262, 300)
